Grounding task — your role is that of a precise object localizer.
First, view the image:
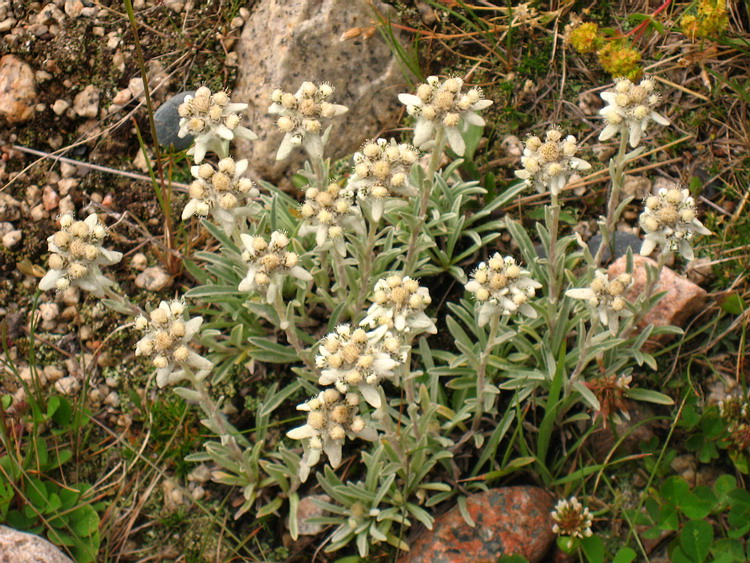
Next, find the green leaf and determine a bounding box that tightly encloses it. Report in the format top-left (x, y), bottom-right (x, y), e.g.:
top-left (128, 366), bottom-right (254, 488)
top-left (612, 547), bottom-right (637, 563)
top-left (71, 504), bottom-right (100, 537)
top-left (247, 337), bottom-right (300, 363)
top-left (581, 535), bottom-right (604, 563)
top-left (680, 519), bottom-right (713, 562)
top-left (626, 388), bottom-right (675, 405)
top-left (720, 292), bottom-right (744, 315)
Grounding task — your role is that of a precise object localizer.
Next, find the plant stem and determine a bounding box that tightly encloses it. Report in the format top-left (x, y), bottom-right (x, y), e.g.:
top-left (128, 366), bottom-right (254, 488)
top-left (353, 212), bottom-right (380, 316)
top-left (331, 249), bottom-right (348, 303)
top-left (547, 191), bottom-right (561, 305)
top-left (594, 133), bottom-right (629, 267)
top-left (403, 127), bottom-right (446, 276)
top-left (470, 314), bottom-right (501, 434)
top-left (271, 290), bottom-right (314, 370)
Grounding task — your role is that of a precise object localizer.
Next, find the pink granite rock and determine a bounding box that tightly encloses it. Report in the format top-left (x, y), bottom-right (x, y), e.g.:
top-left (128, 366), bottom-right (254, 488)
top-left (608, 255), bottom-right (708, 329)
top-left (0, 55), bottom-right (36, 123)
top-left (401, 487), bottom-right (555, 563)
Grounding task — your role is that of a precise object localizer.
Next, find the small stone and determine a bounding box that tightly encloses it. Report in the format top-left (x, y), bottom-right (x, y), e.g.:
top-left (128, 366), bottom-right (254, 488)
top-left (39, 302), bottom-right (59, 321)
top-left (30, 204), bottom-right (47, 221)
top-left (1, 229), bottom-right (20, 248)
top-left (128, 77), bottom-right (144, 99)
top-left (401, 487), bottom-right (555, 563)
top-left (57, 178), bottom-right (78, 195)
top-left (48, 134), bottom-right (63, 149)
top-left (297, 494), bottom-right (331, 536)
top-left (608, 254), bottom-right (708, 331)
top-left (106, 32), bottom-right (120, 49)
top-left (165, 0), bottom-right (184, 13)
top-left (623, 175), bottom-right (651, 200)
top-left (51, 98), bottom-right (69, 115)
top-left (64, 0), bottom-right (84, 18)
top-left (104, 391), bottom-right (120, 407)
top-left (43, 365), bottom-right (65, 383)
top-left (55, 376), bottom-right (80, 396)
top-left (135, 266), bottom-right (173, 291)
top-left (132, 147), bottom-right (151, 172)
top-left (112, 88), bottom-right (132, 106)
top-left (0, 193), bottom-right (20, 221)
top-left (230, 15), bottom-right (244, 29)
top-left (501, 135), bottom-right (523, 158)
top-left (0, 55), bottom-right (36, 123)
top-left (58, 195), bottom-right (75, 214)
top-left (587, 231), bottom-right (642, 263)
top-left (0, 526), bottom-right (73, 563)
top-left (60, 162), bottom-right (77, 178)
top-left (0, 19), bottom-right (17, 33)
top-left (153, 90), bottom-right (194, 150)
top-left (81, 6), bottom-right (99, 17)
top-left (42, 185), bottom-right (59, 211)
top-left (594, 146), bottom-right (616, 162)
top-left (35, 70), bottom-right (52, 82)
top-left (73, 84), bottom-right (100, 118)
top-left (92, 26), bottom-right (105, 36)
top-left (130, 252), bottom-right (148, 271)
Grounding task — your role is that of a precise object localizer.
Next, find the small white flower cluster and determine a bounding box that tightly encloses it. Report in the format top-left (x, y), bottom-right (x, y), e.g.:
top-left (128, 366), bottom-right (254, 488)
top-left (286, 389), bottom-right (377, 482)
top-left (465, 254), bottom-right (541, 327)
top-left (718, 393), bottom-right (748, 421)
top-left (566, 270), bottom-right (633, 335)
top-left (639, 187), bottom-right (711, 260)
top-left (178, 87), bottom-right (257, 163)
top-left (347, 138), bottom-right (419, 222)
top-left (182, 157), bottom-right (260, 233)
top-left (398, 76), bottom-right (493, 155)
top-left (599, 77), bottom-right (670, 148)
top-left (551, 496), bottom-right (594, 539)
top-left (238, 231), bottom-right (312, 303)
top-left (514, 129), bottom-right (591, 195)
top-left (298, 182), bottom-right (364, 255)
top-left (361, 275), bottom-right (437, 336)
top-left (39, 213), bottom-right (122, 298)
top-left (316, 324), bottom-right (403, 408)
top-left (269, 82), bottom-right (348, 160)
top-left (134, 300), bottom-right (213, 388)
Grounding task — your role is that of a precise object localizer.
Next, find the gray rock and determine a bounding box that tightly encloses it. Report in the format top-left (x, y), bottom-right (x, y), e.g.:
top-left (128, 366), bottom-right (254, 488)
top-left (233, 0), bottom-right (406, 183)
top-left (153, 91), bottom-right (194, 151)
top-left (134, 265), bottom-right (173, 292)
top-left (0, 525), bottom-right (73, 562)
top-left (587, 231), bottom-right (642, 263)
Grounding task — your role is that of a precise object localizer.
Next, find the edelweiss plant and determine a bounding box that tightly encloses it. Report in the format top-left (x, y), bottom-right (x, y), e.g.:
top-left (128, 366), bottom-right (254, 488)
top-left (39, 212), bottom-right (122, 297)
top-left (45, 60), bottom-right (713, 559)
top-left (178, 86), bottom-right (257, 162)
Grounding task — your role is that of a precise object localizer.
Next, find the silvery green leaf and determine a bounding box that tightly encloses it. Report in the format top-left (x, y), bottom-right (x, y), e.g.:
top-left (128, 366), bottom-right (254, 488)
top-left (626, 388), bottom-right (674, 405)
top-left (172, 387), bottom-right (202, 403)
top-left (573, 380), bottom-right (600, 411)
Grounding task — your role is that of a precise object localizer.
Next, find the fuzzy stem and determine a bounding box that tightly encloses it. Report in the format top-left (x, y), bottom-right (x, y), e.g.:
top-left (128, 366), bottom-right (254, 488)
top-left (403, 127), bottom-right (446, 276)
top-left (547, 191), bottom-right (562, 305)
top-left (470, 314), bottom-right (501, 434)
top-left (186, 370), bottom-right (249, 455)
top-left (271, 290), bottom-right (314, 370)
top-left (353, 212), bottom-right (380, 316)
top-left (331, 249), bottom-right (348, 303)
top-left (595, 133), bottom-right (629, 267)
top-left (564, 317), bottom-right (599, 398)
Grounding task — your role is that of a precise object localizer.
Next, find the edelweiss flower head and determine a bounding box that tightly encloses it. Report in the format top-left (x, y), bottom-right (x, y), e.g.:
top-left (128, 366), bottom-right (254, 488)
top-left (39, 213), bottom-right (123, 298)
top-left (514, 129), bottom-right (591, 195)
top-left (238, 231), bottom-right (312, 303)
top-left (134, 300), bottom-right (213, 387)
top-left (286, 389), bottom-right (377, 482)
top-left (315, 324), bottom-right (403, 408)
top-left (298, 182), bottom-right (364, 255)
top-left (182, 157), bottom-right (260, 233)
top-left (566, 269), bottom-right (633, 335)
top-left (465, 254), bottom-right (541, 326)
top-left (361, 275), bottom-right (437, 336)
top-left (639, 187), bottom-right (711, 260)
top-left (551, 497), bottom-right (594, 539)
top-left (268, 82), bottom-right (348, 160)
top-left (178, 86), bottom-right (257, 163)
top-left (598, 77), bottom-right (670, 148)
top-left (347, 138), bottom-right (419, 222)
top-left (398, 75), bottom-right (493, 155)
